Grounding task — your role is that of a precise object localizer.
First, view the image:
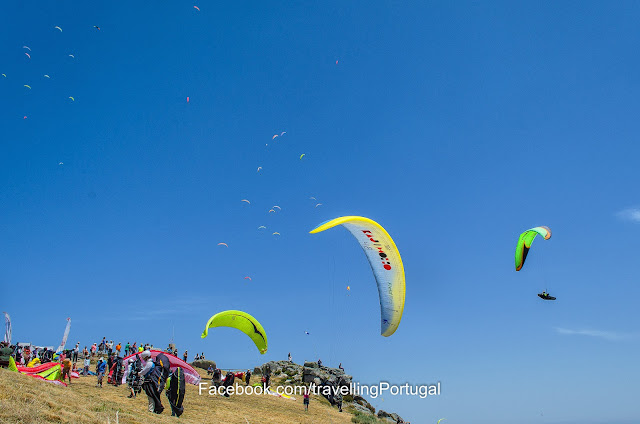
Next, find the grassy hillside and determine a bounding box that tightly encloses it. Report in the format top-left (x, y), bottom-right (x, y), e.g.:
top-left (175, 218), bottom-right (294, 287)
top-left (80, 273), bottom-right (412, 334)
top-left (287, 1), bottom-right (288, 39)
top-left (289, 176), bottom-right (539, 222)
top-left (0, 366), bottom-right (388, 424)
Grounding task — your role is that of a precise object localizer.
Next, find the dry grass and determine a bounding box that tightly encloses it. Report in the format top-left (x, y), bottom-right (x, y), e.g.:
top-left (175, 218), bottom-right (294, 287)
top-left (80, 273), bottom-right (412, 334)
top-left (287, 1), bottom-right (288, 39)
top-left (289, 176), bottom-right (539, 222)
top-left (0, 367), bottom-right (358, 424)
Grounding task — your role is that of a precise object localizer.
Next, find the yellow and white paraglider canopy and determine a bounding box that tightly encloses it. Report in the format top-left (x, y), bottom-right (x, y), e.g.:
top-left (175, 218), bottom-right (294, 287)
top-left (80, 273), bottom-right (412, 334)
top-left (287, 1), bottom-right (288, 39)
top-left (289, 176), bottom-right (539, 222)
top-left (310, 216), bottom-right (405, 337)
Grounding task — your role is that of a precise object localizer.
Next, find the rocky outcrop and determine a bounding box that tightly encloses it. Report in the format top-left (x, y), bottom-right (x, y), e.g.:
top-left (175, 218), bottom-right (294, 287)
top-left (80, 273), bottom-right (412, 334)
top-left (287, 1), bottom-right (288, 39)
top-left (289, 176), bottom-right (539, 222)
top-left (254, 360), bottom-right (399, 420)
top-left (378, 409), bottom-right (404, 423)
top-left (191, 359), bottom-right (216, 371)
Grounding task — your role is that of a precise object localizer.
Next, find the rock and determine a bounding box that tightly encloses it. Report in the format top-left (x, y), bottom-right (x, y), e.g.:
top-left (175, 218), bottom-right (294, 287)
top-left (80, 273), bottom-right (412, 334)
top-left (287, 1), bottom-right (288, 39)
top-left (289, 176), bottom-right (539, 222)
top-left (377, 410), bottom-right (403, 423)
top-left (191, 359), bottom-right (216, 370)
top-left (352, 402), bottom-right (374, 415)
top-left (303, 361), bottom-right (318, 368)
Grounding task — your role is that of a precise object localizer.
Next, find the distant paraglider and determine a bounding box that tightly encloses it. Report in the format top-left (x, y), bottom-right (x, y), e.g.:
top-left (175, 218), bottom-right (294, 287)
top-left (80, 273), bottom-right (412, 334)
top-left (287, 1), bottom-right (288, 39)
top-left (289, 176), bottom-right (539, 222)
top-left (241, 199), bottom-right (251, 205)
top-left (201, 310), bottom-right (267, 354)
top-left (217, 243), bottom-right (228, 247)
top-left (25, 53), bottom-right (31, 59)
top-left (54, 26), bottom-right (63, 32)
top-left (193, 5), bottom-right (200, 11)
top-left (310, 216), bottom-right (406, 337)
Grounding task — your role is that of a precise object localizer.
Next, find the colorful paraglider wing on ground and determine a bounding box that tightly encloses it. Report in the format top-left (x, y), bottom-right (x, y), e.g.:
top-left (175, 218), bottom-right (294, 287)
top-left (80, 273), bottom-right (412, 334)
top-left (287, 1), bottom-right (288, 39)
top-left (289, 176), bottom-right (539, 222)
top-left (515, 226), bottom-right (551, 271)
top-left (201, 310), bottom-right (268, 354)
top-left (119, 350), bottom-right (200, 385)
top-left (310, 216), bottom-right (406, 337)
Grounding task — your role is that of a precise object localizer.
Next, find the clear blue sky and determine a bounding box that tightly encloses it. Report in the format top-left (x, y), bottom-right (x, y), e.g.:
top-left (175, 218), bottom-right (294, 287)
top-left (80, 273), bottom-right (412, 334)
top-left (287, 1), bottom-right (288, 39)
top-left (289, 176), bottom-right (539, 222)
top-left (2, 2), bottom-right (639, 423)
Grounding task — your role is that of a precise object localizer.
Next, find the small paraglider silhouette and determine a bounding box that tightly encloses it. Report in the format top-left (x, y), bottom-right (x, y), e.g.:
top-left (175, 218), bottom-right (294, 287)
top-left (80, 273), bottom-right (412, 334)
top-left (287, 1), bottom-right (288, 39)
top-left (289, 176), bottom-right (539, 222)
top-left (217, 242), bottom-right (228, 247)
top-left (54, 26), bottom-right (63, 32)
top-left (93, 25), bottom-right (101, 30)
top-left (194, 5), bottom-right (200, 11)
top-left (299, 154), bottom-right (305, 160)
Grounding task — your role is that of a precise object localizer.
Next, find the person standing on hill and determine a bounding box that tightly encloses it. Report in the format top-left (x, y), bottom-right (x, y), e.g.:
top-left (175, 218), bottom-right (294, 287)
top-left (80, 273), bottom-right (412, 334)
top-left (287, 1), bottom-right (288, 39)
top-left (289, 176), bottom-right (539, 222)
top-left (303, 386), bottom-right (310, 412)
top-left (116, 342), bottom-right (121, 355)
top-left (288, 352), bottom-right (292, 363)
top-left (62, 357), bottom-right (72, 384)
top-left (183, 350), bottom-right (188, 362)
top-left (72, 343), bottom-right (79, 362)
top-left (83, 355), bottom-right (90, 376)
top-left (245, 369), bottom-right (251, 385)
top-left (96, 358), bottom-right (106, 387)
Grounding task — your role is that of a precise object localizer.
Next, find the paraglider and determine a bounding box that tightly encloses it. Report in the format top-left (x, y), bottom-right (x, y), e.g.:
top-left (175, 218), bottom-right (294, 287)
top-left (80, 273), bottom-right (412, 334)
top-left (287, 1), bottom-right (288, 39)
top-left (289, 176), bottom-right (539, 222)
top-left (186, 96), bottom-right (189, 103)
top-left (309, 197), bottom-right (316, 200)
top-left (315, 203), bottom-right (322, 208)
top-left (538, 291), bottom-right (556, 301)
top-left (54, 26), bottom-right (63, 32)
top-left (193, 5), bottom-right (200, 11)
top-left (515, 226), bottom-right (551, 272)
top-left (272, 232), bottom-right (281, 236)
top-left (299, 154), bottom-right (305, 160)
top-left (272, 206), bottom-right (281, 211)
top-left (268, 209), bottom-right (275, 213)
top-left (44, 75), bottom-right (50, 78)
top-left (310, 216), bottom-right (406, 337)
top-left (272, 134), bottom-right (278, 140)
top-left (68, 54), bottom-right (75, 58)
top-left (201, 310), bottom-right (267, 354)
top-left (217, 243), bottom-right (228, 247)
top-left (24, 85), bottom-right (31, 89)
top-left (280, 131), bottom-right (286, 136)
top-left (257, 167), bottom-right (262, 172)
top-left (1, 74), bottom-right (6, 77)
top-left (93, 25), bottom-right (101, 30)
top-left (258, 226), bottom-right (266, 229)
top-left (23, 46), bottom-right (31, 51)
top-left (241, 199), bottom-right (251, 204)
top-left (244, 276), bottom-right (252, 281)
top-left (68, 97), bottom-right (75, 102)
top-left (437, 419), bottom-right (446, 424)
top-left (25, 53), bottom-right (31, 59)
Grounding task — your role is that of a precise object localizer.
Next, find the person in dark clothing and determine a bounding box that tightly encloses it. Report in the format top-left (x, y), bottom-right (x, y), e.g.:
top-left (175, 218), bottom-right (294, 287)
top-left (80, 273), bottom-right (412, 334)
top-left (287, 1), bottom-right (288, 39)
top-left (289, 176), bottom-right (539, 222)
top-left (166, 367), bottom-right (186, 417)
top-left (245, 369), bottom-right (251, 385)
top-left (222, 371), bottom-right (235, 397)
top-left (107, 355), bottom-right (114, 374)
top-left (212, 368), bottom-right (222, 388)
top-left (335, 391), bottom-right (343, 412)
top-left (127, 357), bottom-right (143, 398)
top-left (0, 342), bottom-right (13, 368)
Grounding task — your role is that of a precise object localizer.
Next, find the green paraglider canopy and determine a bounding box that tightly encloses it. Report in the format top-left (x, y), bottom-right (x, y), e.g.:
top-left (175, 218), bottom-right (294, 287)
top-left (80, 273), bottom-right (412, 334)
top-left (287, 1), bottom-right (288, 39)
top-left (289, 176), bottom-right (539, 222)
top-left (201, 310), bottom-right (267, 354)
top-left (515, 226), bottom-right (551, 271)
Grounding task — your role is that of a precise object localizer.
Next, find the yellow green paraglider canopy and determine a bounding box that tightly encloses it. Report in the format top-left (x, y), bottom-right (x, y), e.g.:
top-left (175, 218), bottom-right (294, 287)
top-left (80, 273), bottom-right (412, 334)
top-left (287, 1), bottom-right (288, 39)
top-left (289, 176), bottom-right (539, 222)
top-left (201, 310), bottom-right (268, 354)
